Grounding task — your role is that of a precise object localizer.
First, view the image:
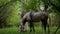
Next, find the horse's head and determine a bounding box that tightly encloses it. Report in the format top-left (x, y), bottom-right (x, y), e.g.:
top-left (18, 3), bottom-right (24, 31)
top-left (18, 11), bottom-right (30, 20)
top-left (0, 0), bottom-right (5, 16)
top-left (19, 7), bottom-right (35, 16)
top-left (20, 24), bottom-right (25, 32)
top-left (20, 21), bottom-right (27, 32)
top-left (20, 23), bottom-right (24, 32)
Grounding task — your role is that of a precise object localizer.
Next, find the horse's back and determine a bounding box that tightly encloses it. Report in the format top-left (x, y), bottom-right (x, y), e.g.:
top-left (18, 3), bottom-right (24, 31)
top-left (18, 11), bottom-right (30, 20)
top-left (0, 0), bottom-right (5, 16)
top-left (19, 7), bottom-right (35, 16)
top-left (22, 12), bottom-right (49, 22)
top-left (31, 12), bottom-right (49, 21)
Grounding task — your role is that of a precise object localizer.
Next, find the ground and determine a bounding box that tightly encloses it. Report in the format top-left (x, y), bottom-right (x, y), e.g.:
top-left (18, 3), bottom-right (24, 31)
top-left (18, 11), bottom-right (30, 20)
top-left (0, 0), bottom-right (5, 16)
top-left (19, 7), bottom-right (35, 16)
top-left (0, 26), bottom-right (60, 34)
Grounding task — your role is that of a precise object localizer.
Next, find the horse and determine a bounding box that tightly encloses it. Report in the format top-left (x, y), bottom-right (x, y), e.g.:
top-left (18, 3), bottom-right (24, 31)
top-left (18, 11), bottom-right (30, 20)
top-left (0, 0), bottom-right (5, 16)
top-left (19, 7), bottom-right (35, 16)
top-left (20, 11), bottom-right (52, 34)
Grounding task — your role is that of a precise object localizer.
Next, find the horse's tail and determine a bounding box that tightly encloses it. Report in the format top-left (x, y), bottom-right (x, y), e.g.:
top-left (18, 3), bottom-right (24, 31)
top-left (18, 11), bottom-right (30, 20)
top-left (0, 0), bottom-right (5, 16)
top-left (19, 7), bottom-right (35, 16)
top-left (48, 14), bottom-right (52, 29)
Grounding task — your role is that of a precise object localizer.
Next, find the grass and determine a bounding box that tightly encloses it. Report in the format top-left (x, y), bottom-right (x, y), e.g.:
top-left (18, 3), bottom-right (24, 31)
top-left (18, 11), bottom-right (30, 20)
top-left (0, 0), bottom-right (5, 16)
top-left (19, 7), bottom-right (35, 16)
top-left (0, 26), bottom-right (19, 34)
top-left (0, 26), bottom-right (60, 34)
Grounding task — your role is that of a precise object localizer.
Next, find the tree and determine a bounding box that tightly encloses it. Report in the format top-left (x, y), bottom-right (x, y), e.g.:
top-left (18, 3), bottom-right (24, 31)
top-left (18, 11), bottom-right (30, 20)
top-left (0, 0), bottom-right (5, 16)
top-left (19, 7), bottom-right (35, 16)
top-left (0, 0), bottom-right (20, 28)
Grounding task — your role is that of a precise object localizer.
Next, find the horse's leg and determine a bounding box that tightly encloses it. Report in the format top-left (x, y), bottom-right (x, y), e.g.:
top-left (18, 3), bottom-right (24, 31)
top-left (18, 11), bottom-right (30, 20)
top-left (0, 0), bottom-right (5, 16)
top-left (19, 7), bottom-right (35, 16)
top-left (47, 23), bottom-right (50, 34)
top-left (44, 20), bottom-right (51, 34)
top-left (29, 12), bottom-right (35, 32)
top-left (29, 22), bottom-right (35, 32)
top-left (42, 21), bottom-right (47, 34)
top-left (42, 24), bottom-right (45, 34)
top-left (29, 22), bottom-right (32, 32)
top-left (32, 23), bottom-right (35, 32)
top-left (44, 24), bottom-right (47, 34)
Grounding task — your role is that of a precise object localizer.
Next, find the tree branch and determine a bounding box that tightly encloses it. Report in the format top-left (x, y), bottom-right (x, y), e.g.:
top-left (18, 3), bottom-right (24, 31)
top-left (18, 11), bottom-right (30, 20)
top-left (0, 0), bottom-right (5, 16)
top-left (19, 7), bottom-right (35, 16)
top-left (49, 0), bottom-right (60, 12)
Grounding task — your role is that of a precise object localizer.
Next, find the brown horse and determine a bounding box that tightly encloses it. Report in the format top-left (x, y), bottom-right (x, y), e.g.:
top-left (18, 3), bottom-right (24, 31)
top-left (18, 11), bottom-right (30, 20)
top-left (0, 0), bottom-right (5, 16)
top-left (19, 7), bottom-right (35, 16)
top-left (20, 11), bottom-right (52, 34)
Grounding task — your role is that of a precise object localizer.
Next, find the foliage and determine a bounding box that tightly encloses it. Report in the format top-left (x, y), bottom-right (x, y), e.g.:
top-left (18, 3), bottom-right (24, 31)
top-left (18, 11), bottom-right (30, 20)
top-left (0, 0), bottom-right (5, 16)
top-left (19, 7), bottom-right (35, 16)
top-left (0, 0), bottom-right (20, 27)
top-left (19, 0), bottom-right (41, 12)
top-left (6, 1), bottom-right (20, 26)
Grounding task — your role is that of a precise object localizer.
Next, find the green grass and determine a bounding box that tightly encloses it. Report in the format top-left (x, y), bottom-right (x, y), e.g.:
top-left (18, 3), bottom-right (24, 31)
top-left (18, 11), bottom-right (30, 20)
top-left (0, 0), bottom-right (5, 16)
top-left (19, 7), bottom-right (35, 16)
top-left (0, 27), bottom-right (19, 34)
top-left (0, 26), bottom-right (60, 34)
